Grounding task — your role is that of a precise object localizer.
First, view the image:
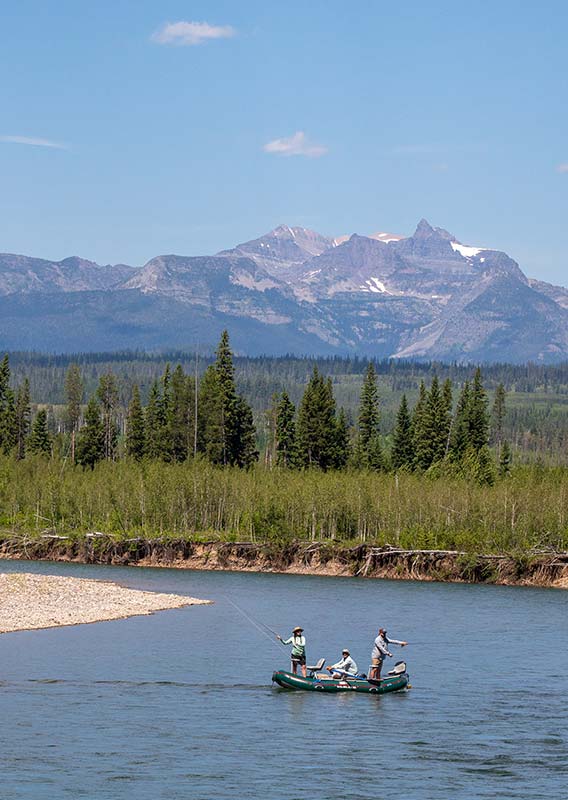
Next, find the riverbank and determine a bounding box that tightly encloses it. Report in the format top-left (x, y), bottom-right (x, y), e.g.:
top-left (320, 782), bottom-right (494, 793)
top-left (0, 572), bottom-right (210, 634)
top-left (1, 535), bottom-right (567, 589)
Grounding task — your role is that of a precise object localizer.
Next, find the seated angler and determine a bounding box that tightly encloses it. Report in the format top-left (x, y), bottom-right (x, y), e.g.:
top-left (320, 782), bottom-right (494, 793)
top-left (327, 648), bottom-right (358, 678)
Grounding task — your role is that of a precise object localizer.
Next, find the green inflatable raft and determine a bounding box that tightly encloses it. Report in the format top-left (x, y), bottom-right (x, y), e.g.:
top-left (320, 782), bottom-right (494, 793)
top-left (272, 660), bottom-right (409, 694)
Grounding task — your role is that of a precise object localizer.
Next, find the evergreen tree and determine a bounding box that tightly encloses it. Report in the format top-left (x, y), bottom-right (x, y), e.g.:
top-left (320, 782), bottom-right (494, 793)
top-left (64, 364), bottom-right (84, 462)
top-left (391, 394), bottom-right (413, 470)
top-left (125, 384), bottom-right (146, 460)
top-left (334, 407), bottom-right (350, 469)
top-left (96, 372), bottom-right (119, 460)
top-left (357, 363), bottom-right (382, 468)
top-left (197, 366), bottom-right (224, 464)
top-left (450, 381), bottom-right (471, 460)
top-left (491, 382), bottom-right (507, 452)
top-left (168, 365), bottom-right (194, 462)
top-left (499, 440), bottom-right (512, 476)
top-left (412, 381), bottom-right (432, 470)
top-left (1, 387), bottom-right (17, 454)
top-left (234, 395), bottom-right (259, 468)
top-left (440, 378), bottom-right (454, 458)
top-left (214, 330), bottom-right (240, 466)
top-left (275, 392), bottom-right (297, 468)
top-left (468, 368), bottom-right (490, 452)
top-left (76, 396), bottom-right (104, 468)
top-left (296, 368), bottom-right (338, 470)
top-left (28, 409), bottom-right (52, 456)
top-left (145, 380), bottom-right (167, 460)
top-left (15, 379), bottom-right (31, 459)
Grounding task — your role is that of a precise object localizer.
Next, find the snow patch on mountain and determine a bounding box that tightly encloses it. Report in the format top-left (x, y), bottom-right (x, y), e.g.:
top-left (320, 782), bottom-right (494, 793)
top-left (451, 242), bottom-right (486, 258)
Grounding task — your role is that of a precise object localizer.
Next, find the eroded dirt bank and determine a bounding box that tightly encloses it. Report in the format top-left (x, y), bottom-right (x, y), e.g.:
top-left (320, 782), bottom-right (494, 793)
top-left (1, 535), bottom-right (567, 589)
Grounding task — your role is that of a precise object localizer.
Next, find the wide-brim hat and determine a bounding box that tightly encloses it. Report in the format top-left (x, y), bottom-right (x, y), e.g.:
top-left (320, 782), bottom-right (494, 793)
top-left (293, 626), bottom-right (304, 633)
top-left (342, 649), bottom-right (350, 655)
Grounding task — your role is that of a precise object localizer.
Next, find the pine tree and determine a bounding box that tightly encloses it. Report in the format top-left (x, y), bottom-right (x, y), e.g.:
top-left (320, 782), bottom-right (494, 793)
top-left (145, 380), bottom-right (167, 460)
top-left (125, 384), bottom-right (146, 460)
top-left (468, 368), bottom-right (490, 452)
top-left (197, 366), bottom-right (224, 464)
top-left (450, 381), bottom-right (471, 460)
top-left (64, 364), bottom-right (84, 462)
top-left (296, 368), bottom-right (338, 470)
top-left (234, 395), bottom-right (259, 468)
top-left (14, 379), bottom-right (31, 460)
top-left (214, 330), bottom-right (240, 465)
top-left (76, 396), bottom-right (104, 468)
top-left (28, 409), bottom-right (52, 456)
top-left (358, 363), bottom-right (382, 468)
top-left (0, 355), bottom-right (14, 453)
top-left (334, 407), bottom-right (350, 469)
top-left (491, 382), bottom-right (507, 453)
top-left (275, 392), bottom-right (297, 468)
top-left (412, 381), bottom-right (432, 470)
top-left (167, 365), bottom-right (195, 463)
top-left (96, 373), bottom-right (119, 460)
top-left (440, 378), bottom-right (453, 458)
top-left (499, 440), bottom-right (512, 476)
top-left (391, 394), bottom-right (413, 470)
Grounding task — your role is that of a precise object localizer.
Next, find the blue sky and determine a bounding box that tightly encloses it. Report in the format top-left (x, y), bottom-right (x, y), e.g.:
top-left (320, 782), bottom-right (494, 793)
top-left (1, 0), bottom-right (567, 283)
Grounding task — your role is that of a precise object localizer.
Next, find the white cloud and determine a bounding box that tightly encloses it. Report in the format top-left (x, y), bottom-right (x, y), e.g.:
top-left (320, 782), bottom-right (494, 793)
top-left (263, 131), bottom-right (328, 158)
top-left (0, 135), bottom-right (67, 149)
top-left (557, 163), bottom-right (568, 174)
top-left (151, 21), bottom-right (236, 46)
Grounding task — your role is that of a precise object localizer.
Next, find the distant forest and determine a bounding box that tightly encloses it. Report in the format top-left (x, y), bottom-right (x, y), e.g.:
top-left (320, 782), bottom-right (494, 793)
top-left (3, 343), bottom-right (568, 465)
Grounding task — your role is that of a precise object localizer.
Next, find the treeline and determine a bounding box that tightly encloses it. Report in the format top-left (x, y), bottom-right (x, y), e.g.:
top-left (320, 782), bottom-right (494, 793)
top-left (1, 331), bottom-right (510, 483)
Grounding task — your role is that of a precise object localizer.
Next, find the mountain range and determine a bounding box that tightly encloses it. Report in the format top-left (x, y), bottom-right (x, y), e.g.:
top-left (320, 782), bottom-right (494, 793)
top-left (1, 219), bottom-right (567, 362)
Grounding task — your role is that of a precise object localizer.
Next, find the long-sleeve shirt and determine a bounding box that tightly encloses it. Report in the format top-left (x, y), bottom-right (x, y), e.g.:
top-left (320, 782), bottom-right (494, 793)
top-left (329, 655), bottom-right (358, 675)
top-left (371, 633), bottom-right (404, 660)
top-left (282, 634), bottom-right (306, 656)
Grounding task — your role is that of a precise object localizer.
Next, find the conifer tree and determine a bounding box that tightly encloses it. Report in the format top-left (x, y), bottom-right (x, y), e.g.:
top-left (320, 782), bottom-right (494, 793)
top-left (76, 396), bottom-right (104, 468)
top-left (125, 384), bottom-right (146, 460)
top-left (96, 373), bottom-right (119, 460)
top-left (358, 363), bottom-right (382, 468)
top-left (440, 378), bottom-right (453, 457)
top-left (168, 364), bottom-right (194, 462)
top-left (499, 440), bottom-right (512, 476)
top-left (145, 380), bottom-right (167, 460)
top-left (296, 368), bottom-right (338, 470)
top-left (275, 392), bottom-right (297, 468)
top-left (334, 407), bottom-right (350, 469)
top-left (450, 381), bottom-right (471, 460)
top-left (468, 368), bottom-right (490, 452)
top-left (234, 395), bottom-right (259, 468)
top-left (491, 382), bottom-right (507, 453)
top-left (391, 394), bottom-right (413, 470)
top-left (412, 381), bottom-right (432, 470)
top-left (214, 330), bottom-right (240, 465)
top-left (197, 366), bottom-right (224, 463)
top-left (15, 379), bottom-right (31, 459)
top-left (1, 387), bottom-right (17, 454)
top-left (64, 364), bottom-right (84, 462)
top-left (28, 409), bottom-right (52, 456)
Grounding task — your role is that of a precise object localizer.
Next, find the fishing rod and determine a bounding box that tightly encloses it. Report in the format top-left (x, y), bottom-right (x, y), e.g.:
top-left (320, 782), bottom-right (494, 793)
top-left (224, 597), bottom-right (285, 652)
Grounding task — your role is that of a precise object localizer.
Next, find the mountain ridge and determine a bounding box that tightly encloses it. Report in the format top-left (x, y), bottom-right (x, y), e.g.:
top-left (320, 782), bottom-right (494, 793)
top-left (1, 220), bottom-right (567, 362)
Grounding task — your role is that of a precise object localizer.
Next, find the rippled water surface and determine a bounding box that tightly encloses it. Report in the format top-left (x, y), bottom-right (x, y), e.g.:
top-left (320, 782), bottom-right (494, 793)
top-left (0, 560), bottom-right (567, 799)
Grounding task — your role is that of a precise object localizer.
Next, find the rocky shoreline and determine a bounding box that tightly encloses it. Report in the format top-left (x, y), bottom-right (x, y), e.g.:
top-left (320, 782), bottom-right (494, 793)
top-left (0, 572), bottom-right (210, 634)
top-left (1, 535), bottom-right (567, 589)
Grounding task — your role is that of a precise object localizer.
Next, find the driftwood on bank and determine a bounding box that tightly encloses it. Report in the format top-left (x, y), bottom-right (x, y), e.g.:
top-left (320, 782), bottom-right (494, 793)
top-left (0, 532), bottom-right (567, 588)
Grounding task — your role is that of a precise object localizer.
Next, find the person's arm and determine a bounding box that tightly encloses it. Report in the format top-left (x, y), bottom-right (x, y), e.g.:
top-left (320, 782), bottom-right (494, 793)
top-left (386, 636), bottom-right (407, 647)
top-left (279, 636), bottom-right (293, 646)
top-left (375, 637), bottom-right (391, 657)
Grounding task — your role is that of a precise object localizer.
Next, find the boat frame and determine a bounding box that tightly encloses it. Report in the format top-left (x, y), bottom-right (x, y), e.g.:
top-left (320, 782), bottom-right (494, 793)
top-left (271, 669), bottom-right (409, 694)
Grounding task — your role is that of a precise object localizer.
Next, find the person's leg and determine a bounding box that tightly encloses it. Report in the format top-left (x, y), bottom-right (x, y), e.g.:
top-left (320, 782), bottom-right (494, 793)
top-left (291, 659), bottom-right (297, 674)
top-left (301, 662), bottom-right (307, 678)
top-left (376, 658), bottom-right (383, 681)
top-left (370, 658), bottom-right (379, 680)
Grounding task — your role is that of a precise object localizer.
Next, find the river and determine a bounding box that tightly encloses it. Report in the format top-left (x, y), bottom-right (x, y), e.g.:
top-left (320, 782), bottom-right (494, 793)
top-left (0, 560), bottom-right (566, 799)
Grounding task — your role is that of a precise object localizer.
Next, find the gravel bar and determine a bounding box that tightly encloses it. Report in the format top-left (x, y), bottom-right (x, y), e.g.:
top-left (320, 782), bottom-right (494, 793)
top-left (0, 572), bottom-right (210, 633)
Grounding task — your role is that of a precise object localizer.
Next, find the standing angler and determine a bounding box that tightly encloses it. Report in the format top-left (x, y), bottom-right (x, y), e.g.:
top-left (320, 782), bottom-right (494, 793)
top-left (277, 626), bottom-right (307, 677)
top-left (369, 627), bottom-right (407, 681)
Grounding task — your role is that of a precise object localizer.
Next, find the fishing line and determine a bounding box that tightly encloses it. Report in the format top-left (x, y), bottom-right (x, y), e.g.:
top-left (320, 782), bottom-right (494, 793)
top-left (224, 596), bottom-right (284, 652)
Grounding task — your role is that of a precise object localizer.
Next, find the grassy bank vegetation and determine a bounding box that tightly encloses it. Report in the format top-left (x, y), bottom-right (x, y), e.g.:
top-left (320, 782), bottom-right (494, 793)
top-left (1, 456), bottom-right (567, 554)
